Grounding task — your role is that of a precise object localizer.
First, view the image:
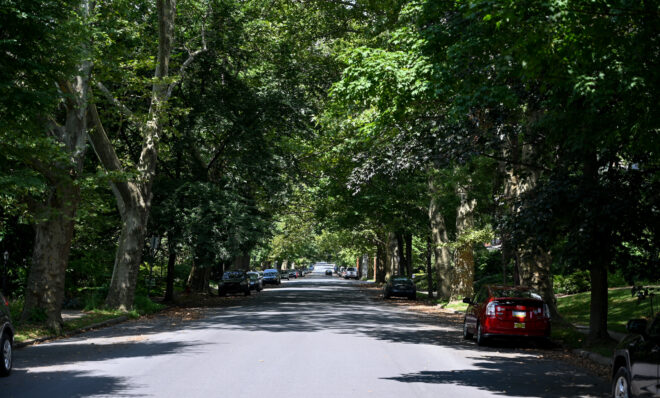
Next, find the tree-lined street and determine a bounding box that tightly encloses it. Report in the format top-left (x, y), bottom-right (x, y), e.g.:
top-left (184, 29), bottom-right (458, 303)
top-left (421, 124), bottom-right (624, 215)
top-left (1, 277), bottom-right (608, 397)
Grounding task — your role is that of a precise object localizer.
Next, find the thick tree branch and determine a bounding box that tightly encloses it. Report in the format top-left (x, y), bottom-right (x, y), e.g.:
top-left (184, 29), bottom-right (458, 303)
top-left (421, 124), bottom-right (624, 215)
top-left (87, 103), bottom-right (133, 207)
top-left (96, 82), bottom-right (138, 124)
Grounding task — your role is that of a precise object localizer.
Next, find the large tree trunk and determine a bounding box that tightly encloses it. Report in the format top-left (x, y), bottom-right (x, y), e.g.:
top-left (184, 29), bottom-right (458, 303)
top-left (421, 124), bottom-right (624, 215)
top-left (22, 180), bottom-right (80, 333)
top-left (22, 44), bottom-right (92, 331)
top-left (106, 204), bottom-right (149, 309)
top-left (425, 234), bottom-right (434, 299)
top-left (385, 232), bottom-right (398, 281)
top-left (164, 240), bottom-right (176, 302)
top-left (589, 263), bottom-right (609, 342)
top-left (404, 233), bottom-right (413, 277)
top-left (452, 184), bottom-right (477, 299)
top-left (375, 242), bottom-right (386, 283)
top-left (187, 260), bottom-right (211, 293)
top-left (88, 0), bottom-right (178, 310)
top-left (396, 233), bottom-right (405, 276)
top-left (428, 180), bottom-right (452, 300)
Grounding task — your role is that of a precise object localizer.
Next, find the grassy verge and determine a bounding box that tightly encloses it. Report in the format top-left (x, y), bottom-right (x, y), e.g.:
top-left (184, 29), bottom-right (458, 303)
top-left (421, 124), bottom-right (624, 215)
top-left (556, 287), bottom-right (657, 334)
top-left (10, 294), bottom-right (166, 344)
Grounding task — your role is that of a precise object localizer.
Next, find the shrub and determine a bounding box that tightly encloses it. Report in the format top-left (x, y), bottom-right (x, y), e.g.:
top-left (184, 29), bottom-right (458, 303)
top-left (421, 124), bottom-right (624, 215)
top-left (554, 270), bottom-right (591, 294)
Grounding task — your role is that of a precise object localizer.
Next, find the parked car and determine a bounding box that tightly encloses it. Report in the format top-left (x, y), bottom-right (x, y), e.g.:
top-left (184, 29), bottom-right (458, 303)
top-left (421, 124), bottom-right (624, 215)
top-left (383, 277), bottom-right (416, 300)
top-left (280, 270), bottom-right (290, 280)
top-left (344, 267), bottom-right (358, 280)
top-left (325, 269), bottom-right (333, 276)
top-left (262, 269), bottom-right (281, 285)
top-left (288, 270), bottom-right (299, 278)
top-left (218, 271), bottom-right (251, 296)
top-left (462, 285), bottom-right (551, 346)
top-left (247, 272), bottom-right (263, 292)
top-left (1, 292), bottom-right (14, 377)
top-left (611, 312), bottom-right (660, 398)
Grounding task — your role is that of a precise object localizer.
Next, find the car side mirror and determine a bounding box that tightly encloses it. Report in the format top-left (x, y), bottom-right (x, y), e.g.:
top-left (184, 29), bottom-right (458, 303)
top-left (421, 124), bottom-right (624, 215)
top-left (626, 319), bottom-right (648, 335)
top-left (462, 297), bottom-right (473, 304)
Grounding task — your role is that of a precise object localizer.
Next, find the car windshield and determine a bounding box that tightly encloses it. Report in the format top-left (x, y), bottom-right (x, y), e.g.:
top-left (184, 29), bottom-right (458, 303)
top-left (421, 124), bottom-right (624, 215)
top-left (222, 271), bottom-right (244, 280)
top-left (347, 267), bottom-right (356, 271)
top-left (490, 288), bottom-right (542, 300)
top-left (264, 270), bottom-right (278, 274)
top-left (392, 277), bottom-right (412, 284)
top-left (248, 274), bottom-right (258, 280)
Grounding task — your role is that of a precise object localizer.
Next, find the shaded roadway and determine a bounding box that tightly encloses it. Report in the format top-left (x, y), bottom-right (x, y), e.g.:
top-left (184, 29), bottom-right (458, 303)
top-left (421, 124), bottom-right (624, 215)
top-left (0, 276), bottom-right (609, 397)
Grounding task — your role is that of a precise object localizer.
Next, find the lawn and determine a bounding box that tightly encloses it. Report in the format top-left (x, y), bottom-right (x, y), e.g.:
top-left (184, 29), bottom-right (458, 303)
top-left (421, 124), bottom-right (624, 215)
top-left (556, 286), bottom-right (658, 334)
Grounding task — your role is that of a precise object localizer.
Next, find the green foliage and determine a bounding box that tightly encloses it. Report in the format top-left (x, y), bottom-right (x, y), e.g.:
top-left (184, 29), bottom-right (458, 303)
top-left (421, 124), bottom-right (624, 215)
top-left (554, 270), bottom-right (591, 295)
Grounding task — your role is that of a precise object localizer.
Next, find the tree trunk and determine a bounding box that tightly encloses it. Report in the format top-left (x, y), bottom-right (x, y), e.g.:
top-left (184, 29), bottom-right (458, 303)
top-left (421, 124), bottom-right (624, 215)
top-left (452, 184), bottom-right (477, 299)
top-left (88, 0), bottom-right (177, 310)
top-left (589, 263), bottom-right (609, 342)
top-left (404, 233), bottom-right (413, 277)
top-left (428, 182), bottom-right (453, 300)
top-left (396, 233), bottom-right (404, 276)
top-left (367, 254), bottom-right (374, 280)
top-left (519, 249), bottom-right (561, 319)
top-left (386, 232), bottom-right (399, 280)
top-left (187, 260), bottom-right (210, 293)
top-left (375, 242), bottom-right (386, 283)
top-left (22, 40), bottom-right (92, 331)
top-left (22, 180), bottom-right (80, 333)
top-left (106, 204), bottom-right (149, 309)
top-left (425, 234), bottom-right (434, 299)
top-left (164, 241), bottom-right (176, 302)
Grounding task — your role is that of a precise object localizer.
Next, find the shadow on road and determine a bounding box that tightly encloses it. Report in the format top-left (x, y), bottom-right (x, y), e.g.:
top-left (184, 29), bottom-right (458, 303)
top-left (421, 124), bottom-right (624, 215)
top-left (381, 354), bottom-right (606, 398)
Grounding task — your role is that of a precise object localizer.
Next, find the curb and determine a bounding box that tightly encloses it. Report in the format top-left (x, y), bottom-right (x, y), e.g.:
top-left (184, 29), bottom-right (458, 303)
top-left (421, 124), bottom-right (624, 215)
top-left (572, 348), bottom-right (612, 367)
top-left (15, 315), bottom-right (130, 349)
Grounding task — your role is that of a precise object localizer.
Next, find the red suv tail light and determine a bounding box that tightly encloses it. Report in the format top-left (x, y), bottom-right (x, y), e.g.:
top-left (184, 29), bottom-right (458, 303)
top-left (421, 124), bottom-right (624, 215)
top-left (486, 301), bottom-right (497, 318)
top-left (2, 296), bottom-right (8, 307)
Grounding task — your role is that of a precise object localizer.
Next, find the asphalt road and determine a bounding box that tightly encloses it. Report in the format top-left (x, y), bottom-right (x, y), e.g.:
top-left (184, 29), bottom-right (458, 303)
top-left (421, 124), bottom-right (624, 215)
top-left (1, 275), bottom-right (609, 397)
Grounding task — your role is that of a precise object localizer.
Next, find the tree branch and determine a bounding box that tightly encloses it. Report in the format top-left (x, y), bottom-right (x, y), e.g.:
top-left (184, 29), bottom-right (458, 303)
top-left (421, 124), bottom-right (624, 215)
top-left (96, 82), bottom-right (139, 125)
top-left (87, 103), bottom-right (133, 208)
top-left (166, 6), bottom-right (209, 99)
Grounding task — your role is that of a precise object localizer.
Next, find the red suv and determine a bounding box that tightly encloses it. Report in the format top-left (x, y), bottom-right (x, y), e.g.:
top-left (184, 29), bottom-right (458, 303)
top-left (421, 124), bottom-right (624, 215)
top-left (462, 285), bottom-right (551, 345)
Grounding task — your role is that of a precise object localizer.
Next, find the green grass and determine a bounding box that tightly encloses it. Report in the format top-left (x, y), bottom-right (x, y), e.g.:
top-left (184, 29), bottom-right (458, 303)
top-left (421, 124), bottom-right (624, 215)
top-left (556, 287), bottom-right (658, 334)
top-left (9, 294), bottom-right (165, 343)
top-left (13, 309), bottom-right (133, 343)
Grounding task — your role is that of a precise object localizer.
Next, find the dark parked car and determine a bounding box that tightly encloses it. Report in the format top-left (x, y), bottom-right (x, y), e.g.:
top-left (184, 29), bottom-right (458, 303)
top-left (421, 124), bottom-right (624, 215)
top-left (288, 270), bottom-right (299, 279)
top-left (383, 277), bottom-right (416, 300)
top-left (280, 270), bottom-right (290, 280)
top-left (247, 272), bottom-right (263, 292)
top-left (462, 285), bottom-right (551, 346)
top-left (262, 269), bottom-right (281, 285)
top-left (1, 292), bottom-right (14, 376)
top-left (325, 269), bottom-right (333, 276)
top-left (611, 312), bottom-right (660, 398)
top-left (218, 271), bottom-right (251, 296)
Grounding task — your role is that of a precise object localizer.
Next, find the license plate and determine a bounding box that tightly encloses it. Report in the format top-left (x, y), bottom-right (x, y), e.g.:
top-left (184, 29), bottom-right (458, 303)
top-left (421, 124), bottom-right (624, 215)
top-left (513, 310), bottom-right (526, 318)
top-left (514, 323), bottom-right (526, 329)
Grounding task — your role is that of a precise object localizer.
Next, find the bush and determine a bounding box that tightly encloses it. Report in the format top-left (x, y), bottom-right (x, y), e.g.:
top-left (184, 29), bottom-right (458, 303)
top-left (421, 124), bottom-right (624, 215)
top-left (554, 270), bottom-right (591, 294)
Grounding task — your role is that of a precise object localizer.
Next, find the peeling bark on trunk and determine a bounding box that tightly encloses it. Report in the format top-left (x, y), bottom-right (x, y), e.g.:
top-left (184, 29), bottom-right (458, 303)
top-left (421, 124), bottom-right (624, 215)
top-left (428, 180), bottom-right (452, 300)
top-left (396, 233), bottom-right (405, 276)
top-left (425, 234), bottom-right (434, 299)
top-left (22, 45), bottom-right (92, 332)
top-left (22, 180), bottom-right (80, 332)
top-left (404, 233), bottom-right (413, 277)
top-left (452, 184), bottom-right (477, 300)
top-left (88, 0), bottom-right (184, 310)
top-left (385, 232), bottom-right (398, 281)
